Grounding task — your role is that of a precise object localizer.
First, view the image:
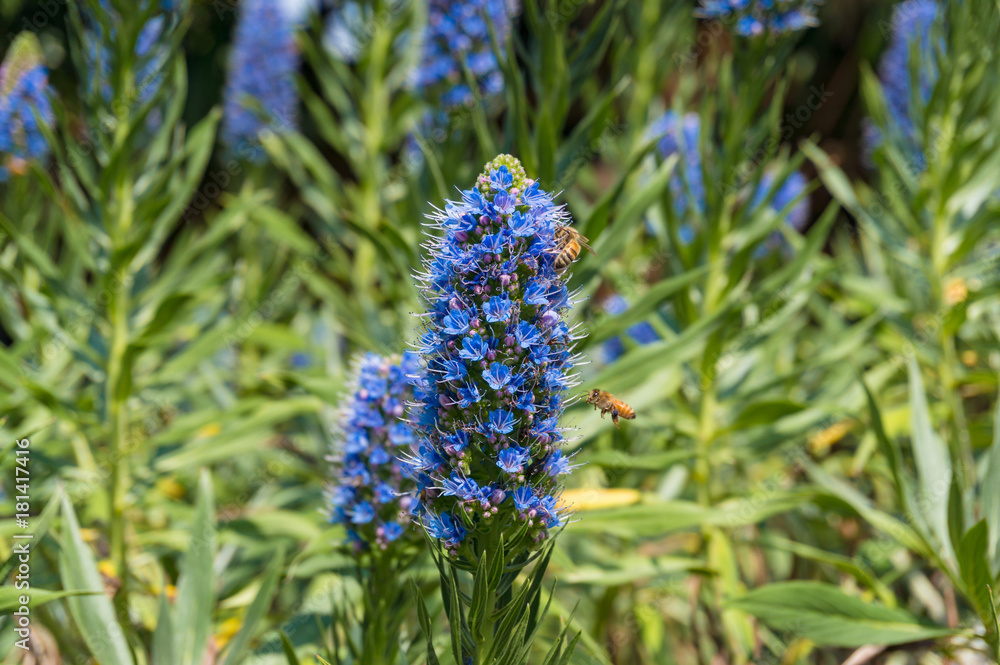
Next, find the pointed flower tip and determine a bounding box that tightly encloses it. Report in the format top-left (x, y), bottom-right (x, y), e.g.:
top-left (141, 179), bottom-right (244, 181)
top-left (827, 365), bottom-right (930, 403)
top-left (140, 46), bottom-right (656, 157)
top-left (478, 153), bottom-right (529, 198)
top-left (1, 33), bottom-right (45, 96)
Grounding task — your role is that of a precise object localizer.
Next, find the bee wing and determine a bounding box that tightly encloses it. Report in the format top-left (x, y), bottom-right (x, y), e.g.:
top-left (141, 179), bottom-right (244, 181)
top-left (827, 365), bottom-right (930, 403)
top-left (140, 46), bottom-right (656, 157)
top-left (579, 235), bottom-right (597, 256)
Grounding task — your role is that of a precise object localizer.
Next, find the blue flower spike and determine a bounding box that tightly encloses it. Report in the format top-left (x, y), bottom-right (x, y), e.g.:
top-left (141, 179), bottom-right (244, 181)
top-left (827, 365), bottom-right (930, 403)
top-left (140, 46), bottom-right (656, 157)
top-left (326, 352), bottom-right (422, 552)
top-left (0, 33), bottom-right (54, 182)
top-left (404, 154), bottom-right (583, 560)
top-left (222, 0), bottom-right (300, 161)
top-left (413, 0), bottom-right (518, 108)
top-left (697, 0), bottom-right (821, 37)
top-left (864, 0), bottom-right (940, 169)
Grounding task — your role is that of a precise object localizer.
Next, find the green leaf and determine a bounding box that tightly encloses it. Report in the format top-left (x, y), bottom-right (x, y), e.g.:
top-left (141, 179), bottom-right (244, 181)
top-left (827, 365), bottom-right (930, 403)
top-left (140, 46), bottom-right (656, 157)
top-left (907, 355), bottom-right (955, 566)
top-left (279, 630), bottom-right (301, 665)
top-left (470, 549), bottom-right (491, 643)
top-left (0, 486), bottom-right (61, 584)
top-left (729, 400), bottom-right (806, 431)
top-left (860, 375), bottom-right (913, 517)
top-left (728, 581), bottom-right (955, 647)
top-left (581, 449), bottom-right (694, 471)
top-left (984, 391), bottom-right (1000, 573)
top-left (410, 579), bottom-right (441, 665)
top-left (221, 547), bottom-right (286, 665)
top-left (0, 586), bottom-right (97, 612)
top-left (58, 492), bottom-right (136, 665)
top-left (152, 591), bottom-right (175, 665)
top-left (958, 520), bottom-right (994, 624)
top-left (173, 470), bottom-right (216, 665)
top-left (987, 585), bottom-right (1000, 660)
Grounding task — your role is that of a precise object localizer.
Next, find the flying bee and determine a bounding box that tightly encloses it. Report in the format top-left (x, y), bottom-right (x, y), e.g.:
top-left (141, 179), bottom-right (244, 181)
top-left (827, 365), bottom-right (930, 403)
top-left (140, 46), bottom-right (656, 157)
top-left (584, 389), bottom-right (635, 428)
top-left (552, 225), bottom-right (596, 272)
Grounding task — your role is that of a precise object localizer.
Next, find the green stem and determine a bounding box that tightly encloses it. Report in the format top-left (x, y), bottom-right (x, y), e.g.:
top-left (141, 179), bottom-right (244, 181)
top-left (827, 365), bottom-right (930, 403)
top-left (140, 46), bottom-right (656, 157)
top-left (108, 178), bottom-right (134, 622)
top-left (473, 531), bottom-right (500, 665)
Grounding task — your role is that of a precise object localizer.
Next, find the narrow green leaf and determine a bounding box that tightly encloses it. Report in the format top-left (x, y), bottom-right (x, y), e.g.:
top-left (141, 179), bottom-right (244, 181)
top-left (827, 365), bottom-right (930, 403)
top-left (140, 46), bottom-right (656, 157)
top-left (152, 591), bottom-right (175, 665)
top-left (0, 486), bottom-right (61, 584)
top-left (410, 579), bottom-right (442, 665)
top-left (728, 581), bottom-right (955, 647)
top-left (58, 492), bottom-right (136, 665)
top-left (984, 391), bottom-right (1000, 573)
top-left (987, 585), bottom-right (1000, 661)
top-left (221, 547), bottom-right (286, 665)
top-left (860, 375), bottom-right (913, 515)
top-left (958, 520), bottom-right (994, 624)
top-left (173, 470), bottom-right (216, 665)
top-left (0, 587), bottom-right (96, 612)
top-left (907, 355), bottom-right (955, 566)
top-left (555, 632), bottom-right (582, 665)
top-left (469, 551), bottom-right (490, 642)
top-left (279, 630), bottom-right (301, 665)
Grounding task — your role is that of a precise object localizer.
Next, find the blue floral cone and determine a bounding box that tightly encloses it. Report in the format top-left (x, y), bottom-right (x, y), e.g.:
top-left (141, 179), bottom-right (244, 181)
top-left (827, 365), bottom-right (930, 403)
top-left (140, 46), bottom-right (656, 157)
top-left (0, 33), bottom-right (54, 181)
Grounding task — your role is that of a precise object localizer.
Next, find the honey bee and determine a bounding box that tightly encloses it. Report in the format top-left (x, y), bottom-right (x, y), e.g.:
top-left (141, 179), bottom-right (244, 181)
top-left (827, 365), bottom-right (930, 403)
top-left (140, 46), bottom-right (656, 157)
top-left (553, 225), bottom-right (596, 272)
top-left (584, 389), bottom-right (635, 428)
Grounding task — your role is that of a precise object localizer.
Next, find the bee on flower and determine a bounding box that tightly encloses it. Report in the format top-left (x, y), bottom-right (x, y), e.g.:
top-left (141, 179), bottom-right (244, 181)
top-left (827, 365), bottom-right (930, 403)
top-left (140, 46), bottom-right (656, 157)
top-left (403, 154), bottom-right (584, 559)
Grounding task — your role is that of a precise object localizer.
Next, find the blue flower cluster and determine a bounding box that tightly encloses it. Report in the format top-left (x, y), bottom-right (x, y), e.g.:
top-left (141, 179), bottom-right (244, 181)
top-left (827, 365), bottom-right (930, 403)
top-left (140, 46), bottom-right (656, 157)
top-left (600, 295), bottom-right (661, 364)
top-left (698, 0), bottom-right (821, 37)
top-left (327, 352), bottom-right (421, 552)
top-left (404, 154), bottom-right (581, 557)
top-left (0, 33), bottom-right (53, 182)
top-left (750, 170), bottom-right (810, 231)
top-left (222, 0), bottom-right (300, 162)
top-left (649, 111), bottom-right (705, 217)
top-left (651, 111), bottom-right (810, 235)
top-left (413, 0), bottom-right (517, 108)
top-left (864, 0), bottom-right (940, 170)
top-left (82, 0), bottom-right (175, 120)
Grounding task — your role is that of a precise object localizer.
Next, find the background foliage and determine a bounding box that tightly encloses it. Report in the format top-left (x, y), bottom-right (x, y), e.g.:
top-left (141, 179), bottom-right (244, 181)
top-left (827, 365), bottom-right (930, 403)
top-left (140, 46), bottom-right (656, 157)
top-left (2, 0), bottom-right (1000, 664)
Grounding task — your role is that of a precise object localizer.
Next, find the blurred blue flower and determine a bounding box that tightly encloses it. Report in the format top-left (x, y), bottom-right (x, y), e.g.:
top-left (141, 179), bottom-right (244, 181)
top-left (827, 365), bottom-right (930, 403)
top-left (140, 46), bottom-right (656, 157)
top-left (402, 154), bottom-right (580, 557)
top-left (413, 0), bottom-right (518, 108)
top-left (864, 0), bottom-right (940, 170)
top-left (599, 295), bottom-right (661, 364)
top-left (649, 111), bottom-right (705, 216)
top-left (651, 112), bottom-right (811, 243)
top-left (698, 0), bottom-right (821, 36)
top-left (290, 351), bottom-right (312, 368)
top-left (222, 0), bottom-right (300, 162)
top-left (750, 169), bottom-right (811, 231)
top-left (326, 351), bottom-right (422, 551)
top-left (0, 33), bottom-right (53, 182)
top-left (82, 0), bottom-right (176, 128)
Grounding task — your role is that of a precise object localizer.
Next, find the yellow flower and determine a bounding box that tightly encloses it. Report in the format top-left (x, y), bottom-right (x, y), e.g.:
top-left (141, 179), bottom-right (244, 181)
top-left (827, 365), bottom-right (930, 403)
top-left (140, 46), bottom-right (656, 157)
top-left (559, 488), bottom-right (641, 511)
top-left (808, 420), bottom-right (854, 455)
top-left (97, 559), bottom-right (117, 579)
top-left (157, 477), bottom-right (186, 500)
top-left (195, 422), bottom-right (222, 438)
top-left (944, 277), bottom-right (968, 306)
top-left (215, 617), bottom-right (242, 650)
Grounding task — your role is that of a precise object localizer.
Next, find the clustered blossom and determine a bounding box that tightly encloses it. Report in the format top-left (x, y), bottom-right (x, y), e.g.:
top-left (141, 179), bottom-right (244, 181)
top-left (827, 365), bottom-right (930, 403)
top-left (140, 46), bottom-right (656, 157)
top-left (697, 0), bottom-right (821, 37)
top-left (649, 111), bottom-right (705, 217)
top-left (222, 0), bottom-right (300, 162)
top-left (863, 0), bottom-right (940, 170)
top-left (403, 154), bottom-right (581, 557)
top-left (600, 295), bottom-right (661, 364)
top-left (83, 0), bottom-right (175, 115)
top-left (326, 352), bottom-right (421, 551)
top-left (750, 170), bottom-right (810, 231)
top-left (0, 33), bottom-right (53, 182)
top-left (651, 112), bottom-right (810, 235)
top-left (413, 0), bottom-right (518, 108)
